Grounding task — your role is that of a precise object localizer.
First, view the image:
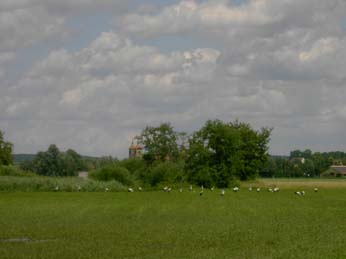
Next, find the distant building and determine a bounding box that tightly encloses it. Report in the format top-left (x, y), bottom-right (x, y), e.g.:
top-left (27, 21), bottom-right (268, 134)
top-left (291, 157), bottom-right (305, 168)
top-left (78, 171), bottom-right (88, 179)
top-left (129, 139), bottom-right (143, 159)
top-left (323, 166), bottom-right (346, 177)
top-left (291, 157), bottom-right (305, 164)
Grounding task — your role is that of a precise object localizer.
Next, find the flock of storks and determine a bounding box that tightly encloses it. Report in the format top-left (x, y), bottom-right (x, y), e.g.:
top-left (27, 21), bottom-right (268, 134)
top-left (125, 185), bottom-right (319, 196)
top-left (52, 184), bottom-right (319, 195)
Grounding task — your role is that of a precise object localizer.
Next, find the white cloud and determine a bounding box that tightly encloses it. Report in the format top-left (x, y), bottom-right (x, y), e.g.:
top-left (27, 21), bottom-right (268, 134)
top-left (121, 0), bottom-right (345, 39)
top-left (120, 0), bottom-right (276, 37)
top-left (60, 88), bottom-right (83, 106)
top-left (120, 0), bottom-right (346, 84)
top-left (0, 0), bottom-right (129, 13)
top-left (0, 52), bottom-right (16, 64)
top-left (0, 52), bottom-right (15, 80)
top-left (299, 38), bottom-right (338, 62)
top-left (0, 6), bottom-right (66, 51)
top-left (0, 0), bottom-right (130, 54)
top-left (1, 32), bottom-right (221, 156)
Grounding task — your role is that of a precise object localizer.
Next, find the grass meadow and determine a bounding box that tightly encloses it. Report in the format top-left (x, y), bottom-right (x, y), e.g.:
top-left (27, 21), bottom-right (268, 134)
top-left (1, 182), bottom-right (346, 258)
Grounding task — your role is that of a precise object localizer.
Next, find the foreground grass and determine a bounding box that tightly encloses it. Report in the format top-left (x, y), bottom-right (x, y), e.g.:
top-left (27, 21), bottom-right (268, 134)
top-left (1, 189), bottom-right (346, 259)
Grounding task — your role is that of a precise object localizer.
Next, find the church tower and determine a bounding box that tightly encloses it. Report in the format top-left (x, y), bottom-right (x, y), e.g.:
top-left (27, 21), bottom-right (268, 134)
top-left (129, 138), bottom-right (143, 159)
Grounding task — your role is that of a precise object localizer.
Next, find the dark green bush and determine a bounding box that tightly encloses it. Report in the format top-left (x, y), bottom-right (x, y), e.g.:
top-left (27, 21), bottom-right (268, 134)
top-left (145, 161), bottom-right (184, 186)
top-left (89, 165), bottom-right (135, 186)
top-left (118, 159), bottom-right (147, 174)
top-left (189, 167), bottom-right (215, 188)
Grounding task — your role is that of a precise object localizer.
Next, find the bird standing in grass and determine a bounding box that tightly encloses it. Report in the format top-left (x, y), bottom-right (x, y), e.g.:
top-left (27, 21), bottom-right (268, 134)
top-left (189, 185), bottom-right (193, 192)
top-left (257, 188), bottom-right (261, 192)
top-left (199, 190), bottom-right (203, 196)
top-left (77, 185), bottom-right (81, 192)
top-left (105, 187), bottom-right (109, 192)
top-left (314, 188), bottom-right (318, 193)
top-left (54, 186), bottom-right (59, 192)
top-left (211, 187), bottom-right (214, 191)
top-left (128, 187), bottom-right (134, 192)
top-left (220, 189), bottom-right (225, 196)
top-left (179, 188), bottom-right (183, 193)
top-left (233, 187), bottom-right (239, 192)
top-left (274, 187), bottom-right (279, 192)
top-left (248, 187), bottom-right (253, 192)
top-left (138, 187), bottom-right (142, 191)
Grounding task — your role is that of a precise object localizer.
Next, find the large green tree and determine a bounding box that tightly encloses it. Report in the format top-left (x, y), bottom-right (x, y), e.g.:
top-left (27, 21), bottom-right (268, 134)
top-left (34, 144), bottom-right (63, 176)
top-left (31, 145), bottom-right (83, 176)
top-left (138, 123), bottom-right (183, 163)
top-left (0, 130), bottom-right (13, 165)
top-left (230, 120), bottom-right (272, 180)
top-left (186, 120), bottom-right (272, 187)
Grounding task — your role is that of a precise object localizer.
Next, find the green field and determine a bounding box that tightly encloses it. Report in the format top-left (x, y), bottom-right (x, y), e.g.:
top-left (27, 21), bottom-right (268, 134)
top-left (1, 187), bottom-right (346, 258)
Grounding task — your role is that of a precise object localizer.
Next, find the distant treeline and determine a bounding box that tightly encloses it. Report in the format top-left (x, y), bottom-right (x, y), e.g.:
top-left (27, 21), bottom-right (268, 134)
top-left (18, 145), bottom-right (118, 177)
top-left (1, 120), bottom-right (271, 187)
top-left (1, 122), bottom-right (346, 189)
top-left (13, 153), bottom-right (99, 164)
top-left (260, 149), bottom-right (346, 178)
top-left (12, 154), bottom-right (36, 163)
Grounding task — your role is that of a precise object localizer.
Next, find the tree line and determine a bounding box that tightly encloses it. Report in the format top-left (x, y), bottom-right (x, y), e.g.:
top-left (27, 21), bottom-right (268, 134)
top-left (260, 149), bottom-right (346, 178)
top-left (1, 121), bottom-right (344, 187)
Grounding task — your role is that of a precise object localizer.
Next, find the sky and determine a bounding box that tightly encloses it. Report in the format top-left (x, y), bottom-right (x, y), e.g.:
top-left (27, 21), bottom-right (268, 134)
top-left (1, 0), bottom-right (346, 158)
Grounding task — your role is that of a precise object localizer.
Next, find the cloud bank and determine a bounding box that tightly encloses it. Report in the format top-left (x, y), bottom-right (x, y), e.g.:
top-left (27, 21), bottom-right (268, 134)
top-left (1, 0), bottom-right (346, 157)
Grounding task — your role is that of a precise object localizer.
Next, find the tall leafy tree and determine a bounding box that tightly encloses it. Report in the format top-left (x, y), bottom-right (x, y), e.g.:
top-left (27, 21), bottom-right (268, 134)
top-left (186, 120), bottom-right (242, 187)
top-left (34, 144), bottom-right (63, 176)
top-left (138, 123), bottom-right (182, 163)
top-left (32, 145), bottom-right (83, 176)
top-left (186, 120), bottom-right (272, 187)
top-left (0, 130), bottom-right (13, 165)
top-left (66, 149), bottom-right (84, 169)
top-left (229, 120), bottom-right (272, 180)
